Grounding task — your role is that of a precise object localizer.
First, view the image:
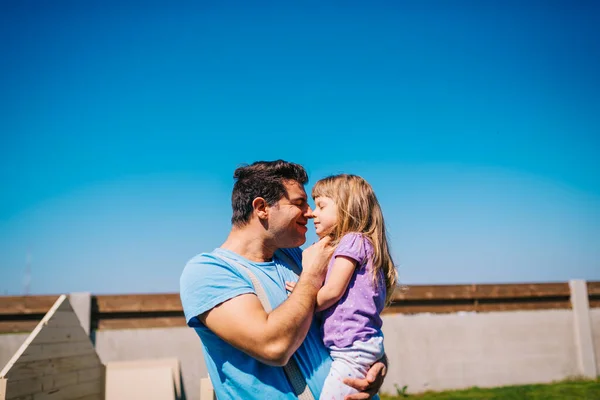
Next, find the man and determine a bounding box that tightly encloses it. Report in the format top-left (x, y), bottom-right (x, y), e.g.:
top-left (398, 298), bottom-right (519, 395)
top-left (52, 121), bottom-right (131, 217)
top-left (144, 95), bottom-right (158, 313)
top-left (180, 160), bottom-right (386, 399)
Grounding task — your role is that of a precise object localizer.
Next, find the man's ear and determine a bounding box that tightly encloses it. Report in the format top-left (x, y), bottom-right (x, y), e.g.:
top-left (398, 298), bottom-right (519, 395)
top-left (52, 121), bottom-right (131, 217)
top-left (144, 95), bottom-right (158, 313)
top-left (252, 197), bottom-right (268, 220)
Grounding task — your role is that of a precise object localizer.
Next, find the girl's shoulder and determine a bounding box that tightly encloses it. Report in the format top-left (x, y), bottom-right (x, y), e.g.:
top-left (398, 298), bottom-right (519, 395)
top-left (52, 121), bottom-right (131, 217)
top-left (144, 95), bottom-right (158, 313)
top-left (339, 232), bottom-right (371, 246)
top-left (335, 232), bottom-right (373, 260)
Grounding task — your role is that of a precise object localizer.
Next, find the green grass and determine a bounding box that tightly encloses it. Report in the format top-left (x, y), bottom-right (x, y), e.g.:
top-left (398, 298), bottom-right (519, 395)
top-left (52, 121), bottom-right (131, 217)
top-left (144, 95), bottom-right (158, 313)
top-left (380, 378), bottom-right (600, 400)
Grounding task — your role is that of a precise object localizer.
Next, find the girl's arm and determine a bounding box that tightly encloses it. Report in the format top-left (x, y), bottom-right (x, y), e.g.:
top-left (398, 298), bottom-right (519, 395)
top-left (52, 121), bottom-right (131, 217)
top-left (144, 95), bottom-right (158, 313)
top-left (316, 255), bottom-right (357, 312)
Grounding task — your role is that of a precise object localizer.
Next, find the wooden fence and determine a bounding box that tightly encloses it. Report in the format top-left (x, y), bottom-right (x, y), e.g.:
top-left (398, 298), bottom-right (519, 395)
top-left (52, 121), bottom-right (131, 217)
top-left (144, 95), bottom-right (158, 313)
top-left (0, 281), bottom-right (598, 333)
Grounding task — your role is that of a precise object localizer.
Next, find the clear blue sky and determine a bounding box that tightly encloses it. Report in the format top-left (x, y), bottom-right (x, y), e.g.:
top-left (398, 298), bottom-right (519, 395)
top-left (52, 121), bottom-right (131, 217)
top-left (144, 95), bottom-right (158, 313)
top-left (1, 1), bottom-right (598, 295)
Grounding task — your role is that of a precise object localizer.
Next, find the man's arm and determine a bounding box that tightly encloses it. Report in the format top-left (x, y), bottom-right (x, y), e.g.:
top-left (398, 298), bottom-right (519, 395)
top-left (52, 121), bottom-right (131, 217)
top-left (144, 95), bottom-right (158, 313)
top-left (200, 238), bottom-right (332, 367)
top-left (200, 273), bottom-right (319, 366)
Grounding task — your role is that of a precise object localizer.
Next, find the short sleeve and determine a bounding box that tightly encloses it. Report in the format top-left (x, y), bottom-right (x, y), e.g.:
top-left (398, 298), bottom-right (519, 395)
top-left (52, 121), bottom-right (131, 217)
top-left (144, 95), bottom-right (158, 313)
top-left (179, 252), bottom-right (254, 327)
top-left (276, 247), bottom-right (304, 274)
top-left (333, 233), bottom-right (368, 265)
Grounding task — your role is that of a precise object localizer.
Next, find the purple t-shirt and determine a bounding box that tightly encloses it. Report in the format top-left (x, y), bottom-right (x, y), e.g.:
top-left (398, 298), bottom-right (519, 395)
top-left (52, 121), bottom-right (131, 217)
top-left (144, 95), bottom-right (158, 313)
top-left (321, 233), bottom-right (386, 348)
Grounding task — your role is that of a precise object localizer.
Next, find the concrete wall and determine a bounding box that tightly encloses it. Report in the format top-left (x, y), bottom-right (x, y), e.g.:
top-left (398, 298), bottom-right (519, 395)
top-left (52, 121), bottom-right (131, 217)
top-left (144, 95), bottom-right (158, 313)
top-left (89, 307), bottom-right (593, 398)
top-left (94, 327), bottom-right (207, 400)
top-left (2, 309), bottom-right (589, 399)
top-left (1, 284), bottom-right (598, 399)
top-left (591, 309), bottom-right (600, 373)
top-left (380, 309), bottom-right (578, 395)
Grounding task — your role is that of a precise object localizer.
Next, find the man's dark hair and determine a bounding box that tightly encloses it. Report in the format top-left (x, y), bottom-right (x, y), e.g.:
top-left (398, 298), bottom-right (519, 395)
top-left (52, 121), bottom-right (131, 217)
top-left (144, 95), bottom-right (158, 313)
top-left (231, 160), bottom-right (308, 226)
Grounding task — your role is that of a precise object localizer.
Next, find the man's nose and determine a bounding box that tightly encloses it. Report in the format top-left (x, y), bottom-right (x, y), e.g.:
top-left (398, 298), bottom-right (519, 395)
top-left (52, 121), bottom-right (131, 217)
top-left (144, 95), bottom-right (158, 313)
top-left (305, 206), bottom-right (314, 218)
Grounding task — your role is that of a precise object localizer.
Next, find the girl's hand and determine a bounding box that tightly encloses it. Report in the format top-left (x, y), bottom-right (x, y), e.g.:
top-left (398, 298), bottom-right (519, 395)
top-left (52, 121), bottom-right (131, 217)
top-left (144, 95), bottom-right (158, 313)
top-left (301, 236), bottom-right (333, 288)
top-left (285, 281), bottom-right (296, 294)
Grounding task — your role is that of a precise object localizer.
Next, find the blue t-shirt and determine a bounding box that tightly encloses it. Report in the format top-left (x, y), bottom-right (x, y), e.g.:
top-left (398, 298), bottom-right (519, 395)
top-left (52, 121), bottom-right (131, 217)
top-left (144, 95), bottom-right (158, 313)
top-left (180, 247), bottom-right (332, 399)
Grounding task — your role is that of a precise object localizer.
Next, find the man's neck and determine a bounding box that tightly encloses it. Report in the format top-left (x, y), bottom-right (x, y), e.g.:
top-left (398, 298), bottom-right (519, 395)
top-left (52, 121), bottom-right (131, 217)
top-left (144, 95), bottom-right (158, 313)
top-left (221, 225), bottom-right (277, 262)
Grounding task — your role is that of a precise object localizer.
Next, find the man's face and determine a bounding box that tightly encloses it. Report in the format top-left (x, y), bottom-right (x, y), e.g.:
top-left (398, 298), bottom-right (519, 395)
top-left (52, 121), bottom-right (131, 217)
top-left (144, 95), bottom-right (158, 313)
top-left (268, 180), bottom-right (311, 248)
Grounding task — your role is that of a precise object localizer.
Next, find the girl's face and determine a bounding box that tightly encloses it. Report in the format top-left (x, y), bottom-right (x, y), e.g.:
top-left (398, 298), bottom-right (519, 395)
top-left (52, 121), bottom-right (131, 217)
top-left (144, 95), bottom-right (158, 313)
top-left (312, 196), bottom-right (338, 238)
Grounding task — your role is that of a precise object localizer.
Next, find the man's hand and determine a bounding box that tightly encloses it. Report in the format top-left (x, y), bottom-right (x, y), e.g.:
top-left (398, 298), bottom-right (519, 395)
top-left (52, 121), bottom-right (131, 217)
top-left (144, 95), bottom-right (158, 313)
top-left (343, 359), bottom-right (387, 400)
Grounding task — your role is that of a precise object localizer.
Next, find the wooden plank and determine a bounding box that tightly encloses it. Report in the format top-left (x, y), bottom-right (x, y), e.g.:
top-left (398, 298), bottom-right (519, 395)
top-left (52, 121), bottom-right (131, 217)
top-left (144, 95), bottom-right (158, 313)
top-left (30, 381), bottom-right (102, 400)
top-left (6, 355), bottom-right (102, 381)
top-left (476, 300), bottom-right (571, 312)
top-left (22, 367), bottom-right (103, 393)
top-left (72, 396), bottom-right (102, 400)
top-left (32, 327), bottom-right (87, 345)
top-left (473, 283), bottom-right (570, 299)
top-left (95, 294), bottom-right (182, 313)
top-left (0, 321), bottom-right (40, 334)
top-left (5, 394), bottom-right (34, 400)
top-left (97, 316), bottom-right (186, 330)
top-left (5, 369), bottom-right (102, 399)
top-left (18, 341), bottom-right (95, 363)
top-left (391, 283), bottom-right (570, 302)
top-left (3, 376), bottom-right (43, 398)
top-left (1, 378), bottom-right (6, 400)
top-left (0, 297), bottom-right (59, 316)
top-left (71, 395), bottom-right (103, 400)
top-left (0, 282), bottom-right (583, 316)
top-left (383, 303), bottom-right (477, 315)
top-left (76, 367), bottom-right (103, 384)
top-left (105, 362), bottom-right (176, 400)
top-left (587, 281), bottom-right (600, 296)
top-left (383, 299), bottom-right (571, 315)
top-left (41, 371), bottom-right (78, 392)
top-left (105, 359), bottom-right (179, 398)
top-left (589, 298), bottom-right (600, 309)
top-left (391, 285), bottom-right (476, 301)
top-left (7, 372), bottom-right (80, 394)
top-left (43, 312), bottom-right (84, 329)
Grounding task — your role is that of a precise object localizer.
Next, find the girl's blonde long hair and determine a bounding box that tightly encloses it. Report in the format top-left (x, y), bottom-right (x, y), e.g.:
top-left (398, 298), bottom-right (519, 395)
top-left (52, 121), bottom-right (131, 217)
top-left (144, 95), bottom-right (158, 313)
top-left (312, 174), bottom-right (398, 304)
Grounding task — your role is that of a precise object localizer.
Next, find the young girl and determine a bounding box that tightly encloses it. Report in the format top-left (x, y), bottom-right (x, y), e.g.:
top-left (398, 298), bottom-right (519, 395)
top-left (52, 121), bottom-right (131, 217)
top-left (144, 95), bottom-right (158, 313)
top-left (289, 174), bottom-right (398, 399)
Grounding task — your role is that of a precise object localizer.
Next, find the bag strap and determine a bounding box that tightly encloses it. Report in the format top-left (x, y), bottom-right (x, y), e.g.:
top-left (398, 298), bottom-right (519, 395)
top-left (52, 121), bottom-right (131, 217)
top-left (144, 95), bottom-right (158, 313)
top-left (214, 252), bottom-right (315, 400)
